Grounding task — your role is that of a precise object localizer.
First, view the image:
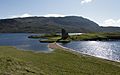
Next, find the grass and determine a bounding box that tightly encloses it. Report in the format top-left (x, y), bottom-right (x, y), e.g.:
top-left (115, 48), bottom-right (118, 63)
top-left (0, 56), bottom-right (44, 75)
top-left (0, 46), bottom-right (120, 75)
top-left (29, 33), bottom-right (120, 42)
top-left (28, 34), bottom-right (61, 39)
top-left (40, 39), bottom-right (70, 43)
top-left (70, 33), bottom-right (107, 41)
top-left (70, 32), bottom-right (120, 41)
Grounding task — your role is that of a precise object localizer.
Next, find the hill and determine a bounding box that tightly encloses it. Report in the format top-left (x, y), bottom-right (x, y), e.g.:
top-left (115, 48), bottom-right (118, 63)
top-left (102, 27), bottom-right (120, 32)
top-left (0, 16), bottom-right (120, 33)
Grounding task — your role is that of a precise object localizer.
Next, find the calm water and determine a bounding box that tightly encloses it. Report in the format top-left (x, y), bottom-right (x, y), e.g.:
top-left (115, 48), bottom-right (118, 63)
top-left (61, 41), bottom-right (120, 62)
top-left (0, 33), bottom-right (49, 51)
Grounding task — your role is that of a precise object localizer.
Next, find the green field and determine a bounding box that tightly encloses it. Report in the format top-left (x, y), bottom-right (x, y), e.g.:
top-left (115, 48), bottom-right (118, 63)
top-left (0, 46), bottom-right (120, 75)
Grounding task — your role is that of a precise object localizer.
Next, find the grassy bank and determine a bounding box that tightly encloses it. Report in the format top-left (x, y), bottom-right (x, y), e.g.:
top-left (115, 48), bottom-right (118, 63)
top-left (0, 46), bottom-right (120, 75)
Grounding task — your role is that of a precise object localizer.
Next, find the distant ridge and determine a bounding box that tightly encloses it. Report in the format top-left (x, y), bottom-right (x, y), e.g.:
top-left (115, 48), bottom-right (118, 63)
top-left (0, 16), bottom-right (120, 33)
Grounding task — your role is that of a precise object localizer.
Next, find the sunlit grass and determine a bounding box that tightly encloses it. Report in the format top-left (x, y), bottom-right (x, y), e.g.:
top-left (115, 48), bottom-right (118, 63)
top-left (0, 46), bottom-right (120, 75)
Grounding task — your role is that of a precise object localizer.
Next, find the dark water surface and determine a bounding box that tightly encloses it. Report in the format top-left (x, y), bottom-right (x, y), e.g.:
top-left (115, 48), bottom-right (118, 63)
top-left (0, 33), bottom-right (49, 51)
top-left (61, 41), bottom-right (120, 62)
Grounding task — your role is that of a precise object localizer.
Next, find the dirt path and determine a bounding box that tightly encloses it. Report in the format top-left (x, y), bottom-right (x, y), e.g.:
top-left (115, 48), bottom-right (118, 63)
top-left (48, 43), bottom-right (64, 50)
top-left (48, 42), bottom-right (79, 55)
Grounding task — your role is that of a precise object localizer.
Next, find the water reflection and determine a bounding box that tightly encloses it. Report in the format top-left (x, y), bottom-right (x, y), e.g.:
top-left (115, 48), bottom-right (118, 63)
top-left (61, 41), bottom-right (120, 62)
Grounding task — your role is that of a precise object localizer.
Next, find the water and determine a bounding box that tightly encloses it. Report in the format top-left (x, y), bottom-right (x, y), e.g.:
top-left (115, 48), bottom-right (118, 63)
top-left (68, 33), bottom-right (83, 35)
top-left (61, 41), bottom-right (120, 62)
top-left (57, 33), bottom-right (83, 35)
top-left (0, 33), bottom-right (49, 51)
top-left (0, 33), bottom-right (82, 52)
top-left (0, 33), bottom-right (120, 62)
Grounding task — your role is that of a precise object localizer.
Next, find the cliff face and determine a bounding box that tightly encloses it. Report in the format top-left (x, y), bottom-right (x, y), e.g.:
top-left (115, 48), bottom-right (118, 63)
top-left (0, 16), bottom-right (120, 33)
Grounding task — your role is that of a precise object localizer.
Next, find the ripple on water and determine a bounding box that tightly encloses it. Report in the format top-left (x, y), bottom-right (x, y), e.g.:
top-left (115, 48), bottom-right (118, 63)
top-left (61, 41), bottom-right (120, 62)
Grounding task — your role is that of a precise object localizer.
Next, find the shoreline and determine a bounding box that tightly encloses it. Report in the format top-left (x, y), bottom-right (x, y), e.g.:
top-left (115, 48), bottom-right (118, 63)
top-left (0, 42), bottom-right (119, 63)
top-left (0, 45), bottom-right (120, 74)
top-left (48, 42), bottom-right (120, 63)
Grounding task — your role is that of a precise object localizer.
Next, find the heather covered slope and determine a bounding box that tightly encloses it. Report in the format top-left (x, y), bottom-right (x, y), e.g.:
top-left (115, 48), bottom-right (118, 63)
top-left (1, 16), bottom-right (120, 33)
top-left (0, 16), bottom-right (102, 33)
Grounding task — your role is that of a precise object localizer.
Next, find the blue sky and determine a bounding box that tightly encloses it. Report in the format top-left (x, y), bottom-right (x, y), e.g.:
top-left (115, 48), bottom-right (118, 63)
top-left (0, 0), bottom-right (120, 27)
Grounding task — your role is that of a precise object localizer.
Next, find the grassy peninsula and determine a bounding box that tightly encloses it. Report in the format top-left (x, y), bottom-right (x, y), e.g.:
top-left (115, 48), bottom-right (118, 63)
top-left (70, 32), bottom-right (120, 41)
top-left (28, 33), bottom-right (120, 43)
top-left (0, 45), bottom-right (120, 75)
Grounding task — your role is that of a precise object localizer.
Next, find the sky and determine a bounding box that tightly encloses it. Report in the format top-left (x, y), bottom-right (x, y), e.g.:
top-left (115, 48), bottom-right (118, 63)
top-left (0, 0), bottom-right (120, 27)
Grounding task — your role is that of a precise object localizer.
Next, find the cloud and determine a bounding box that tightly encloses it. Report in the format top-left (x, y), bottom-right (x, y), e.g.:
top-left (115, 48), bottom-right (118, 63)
top-left (44, 14), bottom-right (66, 17)
top-left (81, 0), bottom-right (93, 4)
top-left (10, 13), bottom-right (32, 18)
top-left (101, 19), bottom-right (120, 27)
top-left (8, 13), bottom-right (67, 18)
